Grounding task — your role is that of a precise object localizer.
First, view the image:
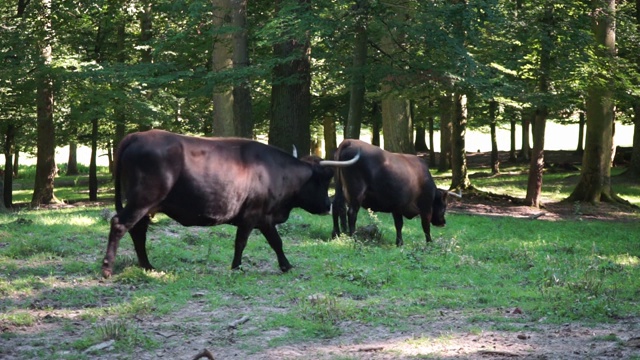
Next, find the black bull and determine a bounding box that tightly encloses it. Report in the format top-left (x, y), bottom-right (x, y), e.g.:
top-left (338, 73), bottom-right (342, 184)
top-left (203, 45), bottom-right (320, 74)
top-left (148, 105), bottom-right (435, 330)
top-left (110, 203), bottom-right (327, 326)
top-left (101, 130), bottom-right (359, 278)
top-left (331, 139), bottom-right (461, 246)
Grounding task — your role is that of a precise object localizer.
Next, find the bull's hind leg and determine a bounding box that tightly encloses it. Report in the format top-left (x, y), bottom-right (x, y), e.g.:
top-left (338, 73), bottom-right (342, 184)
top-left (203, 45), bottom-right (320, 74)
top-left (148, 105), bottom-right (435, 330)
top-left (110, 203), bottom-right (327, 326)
top-left (231, 225), bottom-right (253, 270)
top-left (259, 225), bottom-right (292, 272)
top-left (102, 207), bottom-right (152, 278)
top-left (129, 215), bottom-right (153, 270)
top-left (392, 212), bottom-right (404, 246)
top-left (347, 204), bottom-right (360, 236)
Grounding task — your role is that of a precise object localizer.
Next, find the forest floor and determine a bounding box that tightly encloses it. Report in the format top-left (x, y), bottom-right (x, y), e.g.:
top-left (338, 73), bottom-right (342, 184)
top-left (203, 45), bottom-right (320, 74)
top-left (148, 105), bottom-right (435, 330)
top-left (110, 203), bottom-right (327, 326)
top-left (5, 150), bottom-right (640, 360)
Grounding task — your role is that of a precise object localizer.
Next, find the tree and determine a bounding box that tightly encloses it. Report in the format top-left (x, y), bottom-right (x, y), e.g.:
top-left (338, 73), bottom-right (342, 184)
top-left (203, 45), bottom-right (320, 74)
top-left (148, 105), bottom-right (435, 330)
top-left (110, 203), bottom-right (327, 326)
top-left (231, 0), bottom-right (253, 138)
top-left (568, 0), bottom-right (618, 203)
top-left (268, 0), bottom-right (312, 156)
top-left (344, 0), bottom-right (368, 140)
top-left (31, 0), bottom-right (57, 207)
top-left (212, 0), bottom-right (235, 137)
top-left (450, 92), bottom-right (471, 189)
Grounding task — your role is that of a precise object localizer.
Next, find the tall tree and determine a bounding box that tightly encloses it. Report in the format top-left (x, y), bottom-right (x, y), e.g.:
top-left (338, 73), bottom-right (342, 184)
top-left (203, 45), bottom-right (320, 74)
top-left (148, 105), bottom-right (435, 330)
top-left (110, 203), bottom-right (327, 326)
top-left (344, 0), bottom-right (368, 140)
top-left (525, 5), bottom-right (554, 208)
top-left (269, 0), bottom-right (312, 156)
top-left (212, 0), bottom-right (235, 137)
top-left (231, 0), bottom-right (253, 138)
top-left (568, 0), bottom-right (617, 203)
top-left (31, 0), bottom-right (57, 207)
top-left (450, 92), bottom-right (470, 189)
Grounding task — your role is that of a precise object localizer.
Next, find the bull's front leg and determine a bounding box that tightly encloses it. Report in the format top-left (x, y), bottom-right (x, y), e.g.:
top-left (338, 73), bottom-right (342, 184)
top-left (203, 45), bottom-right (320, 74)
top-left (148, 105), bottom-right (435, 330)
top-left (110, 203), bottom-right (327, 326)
top-left (420, 212), bottom-right (433, 243)
top-left (392, 212), bottom-right (404, 246)
top-left (231, 225), bottom-right (253, 270)
top-left (259, 225), bottom-right (293, 272)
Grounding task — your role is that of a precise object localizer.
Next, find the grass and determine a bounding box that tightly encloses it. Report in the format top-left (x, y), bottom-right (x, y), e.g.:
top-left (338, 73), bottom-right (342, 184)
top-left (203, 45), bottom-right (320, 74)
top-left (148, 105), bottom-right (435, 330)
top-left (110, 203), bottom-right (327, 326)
top-left (0, 162), bottom-right (639, 358)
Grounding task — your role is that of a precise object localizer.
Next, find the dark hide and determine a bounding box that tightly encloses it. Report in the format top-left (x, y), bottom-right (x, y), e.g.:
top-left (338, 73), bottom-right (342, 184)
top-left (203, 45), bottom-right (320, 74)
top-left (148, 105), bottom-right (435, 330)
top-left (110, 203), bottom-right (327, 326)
top-left (102, 130), bottom-right (339, 277)
top-left (332, 139), bottom-right (450, 246)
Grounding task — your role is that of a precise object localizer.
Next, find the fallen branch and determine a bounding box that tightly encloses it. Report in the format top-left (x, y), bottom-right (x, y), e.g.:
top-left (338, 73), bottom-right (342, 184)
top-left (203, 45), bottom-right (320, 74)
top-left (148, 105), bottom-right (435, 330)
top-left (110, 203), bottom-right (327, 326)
top-left (478, 350), bottom-right (520, 357)
top-left (228, 316), bottom-right (250, 329)
top-left (356, 346), bottom-right (384, 352)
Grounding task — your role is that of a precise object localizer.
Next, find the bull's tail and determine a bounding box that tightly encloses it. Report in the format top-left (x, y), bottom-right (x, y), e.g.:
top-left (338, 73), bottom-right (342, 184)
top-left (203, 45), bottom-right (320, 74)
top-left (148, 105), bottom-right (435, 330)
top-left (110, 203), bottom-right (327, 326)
top-left (113, 135), bottom-right (135, 213)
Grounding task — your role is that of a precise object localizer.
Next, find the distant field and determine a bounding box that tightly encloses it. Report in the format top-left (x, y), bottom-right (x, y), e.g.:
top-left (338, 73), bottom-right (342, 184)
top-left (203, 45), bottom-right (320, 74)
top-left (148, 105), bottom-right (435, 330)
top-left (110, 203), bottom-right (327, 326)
top-left (14, 122), bottom-right (636, 167)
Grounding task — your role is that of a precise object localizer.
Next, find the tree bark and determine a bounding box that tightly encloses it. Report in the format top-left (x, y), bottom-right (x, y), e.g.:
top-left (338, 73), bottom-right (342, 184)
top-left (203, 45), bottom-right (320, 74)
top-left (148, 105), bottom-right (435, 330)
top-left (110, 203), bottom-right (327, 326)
top-left (89, 118), bottom-right (98, 201)
top-left (269, 0), bottom-right (312, 156)
top-left (428, 110), bottom-right (436, 168)
top-left (323, 116), bottom-right (337, 158)
top-left (489, 100), bottom-right (499, 174)
top-left (519, 111), bottom-right (532, 161)
top-left (629, 104), bottom-right (640, 177)
top-left (509, 117), bottom-right (517, 162)
top-left (567, 0), bottom-right (616, 203)
top-left (371, 102), bottom-right (381, 146)
top-left (231, 0), bottom-right (253, 138)
top-left (438, 94), bottom-right (452, 172)
top-left (3, 124), bottom-right (15, 208)
top-left (575, 111), bottom-right (585, 156)
top-left (381, 95), bottom-right (413, 153)
top-left (66, 141), bottom-right (79, 176)
top-left (212, 0), bottom-right (235, 137)
top-left (0, 180), bottom-right (6, 213)
top-left (32, 0), bottom-right (57, 207)
top-left (450, 92), bottom-right (470, 190)
top-left (525, 108), bottom-right (547, 207)
top-left (345, 0), bottom-right (368, 139)
top-left (138, 0), bottom-right (153, 132)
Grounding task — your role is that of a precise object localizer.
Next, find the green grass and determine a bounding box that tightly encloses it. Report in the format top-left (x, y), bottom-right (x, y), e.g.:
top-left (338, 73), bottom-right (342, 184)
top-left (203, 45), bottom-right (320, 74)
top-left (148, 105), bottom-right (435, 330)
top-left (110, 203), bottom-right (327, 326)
top-left (0, 163), bottom-right (639, 357)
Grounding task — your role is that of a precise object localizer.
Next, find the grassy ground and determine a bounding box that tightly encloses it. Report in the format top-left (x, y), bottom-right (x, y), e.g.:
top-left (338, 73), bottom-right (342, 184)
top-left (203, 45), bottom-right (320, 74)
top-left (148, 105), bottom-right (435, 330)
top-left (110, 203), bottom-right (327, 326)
top-left (1, 161), bottom-right (639, 359)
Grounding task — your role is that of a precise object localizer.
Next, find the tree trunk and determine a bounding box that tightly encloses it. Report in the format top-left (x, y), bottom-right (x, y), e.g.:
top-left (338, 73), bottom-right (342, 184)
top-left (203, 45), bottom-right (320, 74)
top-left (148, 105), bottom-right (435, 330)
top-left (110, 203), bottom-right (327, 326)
top-left (371, 102), bottom-right (381, 146)
top-left (13, 148), bottom-right (19, 178)
top-left (323, 116), bottom-right (337, 158)
top-left (3, 124), bottom-right (15, 208)
top-left (519, 111), bottom-right (532, 161)
top-left (66, 141), bottom-right (79, 176)
top-left (415, 125), bottom-right (428, 152)
top-left (269, 0), bottom-right (312, 156)
top-left (567, 0), bottom-right (616, 203)
top-left (32, 0), bottom-right (57, 207)
top-left (509, 117), bottom-right (517, 162)
top-left (438, 94), bottom-right (452, 172)
top-left (0, 180), bottom-right (6, 213)
top-left (629, 103), bottom-right (640, 177)
top-left (450, 92), bottom-right (470, 190)
top-left (428, 110), bottom-right (436, 168)
top-left (575, 111), bottom-right (585, 156)
top-left (381, 95), bottom-right (413, 153)
top-left (525, 108), bottom-right (547, 207)
top-left (345, 0), bottom-right (368, 139)
top-left (89, 118), bottom-right (98, 201)
top-left (138, 0), bottom-right (153, 132)
top-left (231, 0), bottom-right (253, 138)
top-left (489, 100), bottom-right (499, 174)
top-left (212, 0), bottom-right (235, 137)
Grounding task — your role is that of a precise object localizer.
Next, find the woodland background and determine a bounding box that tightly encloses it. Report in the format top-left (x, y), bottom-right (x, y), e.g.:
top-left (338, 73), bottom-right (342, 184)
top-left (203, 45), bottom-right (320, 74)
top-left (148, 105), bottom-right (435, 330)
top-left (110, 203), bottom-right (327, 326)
top-left (1, 0), bottom-right (640, 210)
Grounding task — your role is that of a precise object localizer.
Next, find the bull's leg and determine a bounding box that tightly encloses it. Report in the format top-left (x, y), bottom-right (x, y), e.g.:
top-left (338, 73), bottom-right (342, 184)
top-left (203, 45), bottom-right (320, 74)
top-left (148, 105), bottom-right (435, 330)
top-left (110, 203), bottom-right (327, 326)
top-left (129, 215), bottom-right (153, 270)
top-left (347, 204), bottom-right (360, 236)
top-left (420, 212), bottom-right (433, 243)
top-left (231, 225), bottom-right (253, 270)
top-left (102, 207), bottom-right (152, 278)
top-left (259, 225), bottom-right (293, 272)
top-left (331, 202), bottom-right (343, 238)
top-left (392, 212), bottom-right (404, 247)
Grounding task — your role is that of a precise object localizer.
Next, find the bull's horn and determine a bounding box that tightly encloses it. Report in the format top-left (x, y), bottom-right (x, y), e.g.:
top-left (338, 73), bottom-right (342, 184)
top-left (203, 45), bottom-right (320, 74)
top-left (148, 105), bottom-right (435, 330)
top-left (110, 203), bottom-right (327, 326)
top-left (447, 190), bottom-right (463, 198)
top-left (319, 150), bottom-right (361, 167)
top-left (292, 145), bottom-right (298, 158)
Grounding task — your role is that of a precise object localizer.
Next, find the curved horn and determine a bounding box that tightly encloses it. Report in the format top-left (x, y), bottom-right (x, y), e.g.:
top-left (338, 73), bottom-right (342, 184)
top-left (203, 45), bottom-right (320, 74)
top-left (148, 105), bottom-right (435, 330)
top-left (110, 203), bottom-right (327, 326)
top-left (319, 150), bottom-right (361, 167)
top-left (447, 190), bottom-right (462, 199)
top-left (292, 145), bottom-right (298, 158)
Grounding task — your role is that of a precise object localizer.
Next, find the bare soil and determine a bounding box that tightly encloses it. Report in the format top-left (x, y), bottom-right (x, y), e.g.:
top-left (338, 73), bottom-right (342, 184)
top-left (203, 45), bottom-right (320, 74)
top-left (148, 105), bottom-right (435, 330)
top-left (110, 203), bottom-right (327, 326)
top-left (3, 151), bottom-right (640, 359)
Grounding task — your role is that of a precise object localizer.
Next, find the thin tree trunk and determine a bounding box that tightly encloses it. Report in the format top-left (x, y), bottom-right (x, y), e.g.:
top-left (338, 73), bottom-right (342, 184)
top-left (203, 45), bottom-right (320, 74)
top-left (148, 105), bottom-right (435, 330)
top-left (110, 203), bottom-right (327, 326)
top-left (3, 124), bottom-right (15, 208)
top-left (575, 111), bottom-right (585, 156)
top-left (345, 0), bottom-right (368, 139)
top-left (450, 92), bottom-right (470, 190)
top-left (113, 19), bottom-right (127, 164)
top-left (66, 141), bottom-right (79, 176)
top-left (509, 117), bottom-right (517, 162)
top-left (232, 0), bottom-right (253, 138)
top-left (519, 111), bottom-right (532, 161)
top-left (428, 109), bottom-right (436, 168)
top-left (490, 100), bottom-right (499, 174)
top-left (89, 118), bottom-right (98, 201)
top-left (525, 108), bottom-right (547, 207)
top-left (138, 0), bottom-right (153, 132)
top-left (438, 94), bottom-right (452, 172)
top-left (323, 116), bottom-right (337, 158)
top-left (0, 180), bottom-right (6, 213)
top-left (629, 103), bottom-right (640, 177)
top-left (32, 0), bottom-right (57, 206)
top-left (371, 102), bottom-right (381, 146)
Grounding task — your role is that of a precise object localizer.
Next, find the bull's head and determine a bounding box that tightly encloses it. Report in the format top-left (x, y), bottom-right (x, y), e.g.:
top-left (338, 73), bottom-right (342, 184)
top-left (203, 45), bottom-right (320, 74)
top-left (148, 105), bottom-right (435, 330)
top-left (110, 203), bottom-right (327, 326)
top-left (296, 151), bottom-right (361, 215)
top-left (432, 189), bottom-right (462, 227)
